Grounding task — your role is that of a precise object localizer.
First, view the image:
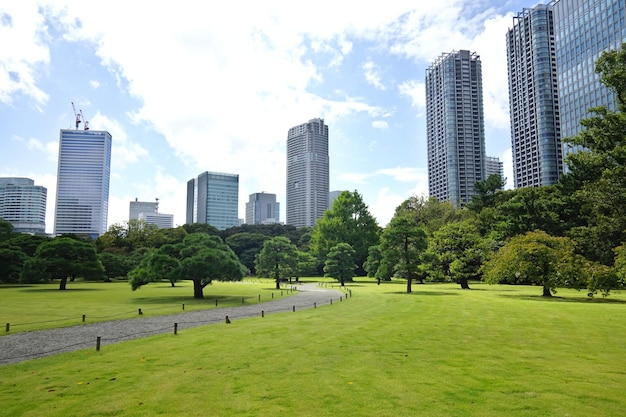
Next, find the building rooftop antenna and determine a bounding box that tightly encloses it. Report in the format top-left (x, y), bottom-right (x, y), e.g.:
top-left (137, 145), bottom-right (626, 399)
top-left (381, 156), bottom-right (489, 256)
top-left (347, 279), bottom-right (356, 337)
top-left (71, 102), bottom-right (82, 129)
top-left (155, 197), bottom-right (160, 214)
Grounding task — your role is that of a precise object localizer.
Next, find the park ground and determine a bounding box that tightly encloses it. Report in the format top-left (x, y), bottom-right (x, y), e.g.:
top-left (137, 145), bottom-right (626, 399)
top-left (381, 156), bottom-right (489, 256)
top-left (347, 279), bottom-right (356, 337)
top-left (1, 278), bottom-right (625, 416)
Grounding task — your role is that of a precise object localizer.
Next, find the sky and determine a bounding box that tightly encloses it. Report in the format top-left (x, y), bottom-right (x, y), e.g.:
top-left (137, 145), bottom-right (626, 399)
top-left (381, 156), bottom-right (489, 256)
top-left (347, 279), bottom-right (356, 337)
top-left (0, 0), bottom-right (540, 233)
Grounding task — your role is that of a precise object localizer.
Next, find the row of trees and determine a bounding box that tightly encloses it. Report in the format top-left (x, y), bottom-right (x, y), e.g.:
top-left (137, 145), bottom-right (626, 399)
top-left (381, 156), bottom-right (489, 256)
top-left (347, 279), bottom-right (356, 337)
top-left (2, 45), bottom-right (626, 299)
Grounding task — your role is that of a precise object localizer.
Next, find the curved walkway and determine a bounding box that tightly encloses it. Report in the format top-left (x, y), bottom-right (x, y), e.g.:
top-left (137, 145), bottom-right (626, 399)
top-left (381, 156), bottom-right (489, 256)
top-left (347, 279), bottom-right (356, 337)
top-left (0, 284), bottom-right (346, 366)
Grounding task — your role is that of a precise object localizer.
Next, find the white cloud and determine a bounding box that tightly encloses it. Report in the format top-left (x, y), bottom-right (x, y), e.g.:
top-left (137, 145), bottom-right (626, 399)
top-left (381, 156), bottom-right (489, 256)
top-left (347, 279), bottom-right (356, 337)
top-left (500, 147), bottom-right (514, 189)
top-left (90, 80), bottom-right (100, 89)
top-left (363, 61), bottom-right (385, 90)
top-left (372, 120), bottom-right (388, 129)
top-left (398, 79), bottom-right (425, 114)
top-left (89, 112), bottom-right (148, 169)
top-left (0, 2), bottom-right (50, 108)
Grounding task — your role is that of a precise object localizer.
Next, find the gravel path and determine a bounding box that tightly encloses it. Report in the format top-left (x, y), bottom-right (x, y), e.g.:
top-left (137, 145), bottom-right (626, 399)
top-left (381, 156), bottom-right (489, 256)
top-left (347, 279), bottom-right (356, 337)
top-left (0, 284), bottom-right (346, 366)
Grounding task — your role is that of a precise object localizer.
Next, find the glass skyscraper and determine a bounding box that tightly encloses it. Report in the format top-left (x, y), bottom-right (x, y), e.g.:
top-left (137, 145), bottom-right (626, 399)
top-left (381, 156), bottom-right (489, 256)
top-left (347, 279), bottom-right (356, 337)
top-left (426, 50), bottom-right (486, 207)
top-left (186, 171), bottom-right (239, 230)
top-left (286, 118), bottom-right (329, 227)
top-left (507, 5), bottom-right (563, 188)
top-left (0, 177), bottom-right (47, 235)
top-left (245, 192), bottom-right (280, 225)
top-left (551, 0), bottom-right (626, 148)
top-left (53, 129), bottom-right (112, 238)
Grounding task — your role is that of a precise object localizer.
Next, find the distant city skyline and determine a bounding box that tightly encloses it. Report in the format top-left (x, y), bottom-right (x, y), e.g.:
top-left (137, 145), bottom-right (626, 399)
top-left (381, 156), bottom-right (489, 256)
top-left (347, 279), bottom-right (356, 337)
top-left (1, 1), bottom-right (624, 233)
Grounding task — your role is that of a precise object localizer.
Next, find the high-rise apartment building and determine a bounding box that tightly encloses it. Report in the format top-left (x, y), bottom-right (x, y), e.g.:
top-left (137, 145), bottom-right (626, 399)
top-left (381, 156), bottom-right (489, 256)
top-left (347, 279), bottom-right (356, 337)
top-left (245, 192), bottom-right (280, 225)
top-left (53, 129), bottom-right (112, 238)
top-left (484, 156), bottom-right (505, 189)
top-left (507, 5), bottom-right (563, 188)
top-left (286, 118), bottom-right (329, 227)
top-left (186, 171), bottom-right (239, 230)
top-left (551, 0), bottom-right (626, 150)
top-left (425, 50), bottom-right (486, 207)
top-left (0, 177), bottom-right (47, 235)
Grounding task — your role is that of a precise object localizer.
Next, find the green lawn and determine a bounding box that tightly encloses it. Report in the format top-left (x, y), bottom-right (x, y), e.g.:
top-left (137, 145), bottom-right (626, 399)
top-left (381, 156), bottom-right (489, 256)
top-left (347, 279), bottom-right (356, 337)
top-left (1, 280), bottom-right (625, 416)
top-left (0, 279), bottom-right (297, 333)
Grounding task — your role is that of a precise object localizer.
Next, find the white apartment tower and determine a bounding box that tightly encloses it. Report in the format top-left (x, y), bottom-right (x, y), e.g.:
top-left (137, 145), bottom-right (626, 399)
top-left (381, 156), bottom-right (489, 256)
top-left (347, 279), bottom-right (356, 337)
top-left (286, 118), bottom-right (329, 227)
top-left (426, 50), bottom-right (486, 207)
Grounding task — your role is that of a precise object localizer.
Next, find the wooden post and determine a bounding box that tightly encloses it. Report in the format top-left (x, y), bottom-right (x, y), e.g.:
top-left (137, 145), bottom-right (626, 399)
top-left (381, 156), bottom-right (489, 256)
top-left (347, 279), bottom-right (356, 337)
top-left (138, 308), bottom-right (143, 315)
top-left (242, 297), bottom-right (245, 304)
top-left (215, 299), bottom-right (218, 306)
top-left (5, 323), bottom-right (9, 333)
top-left (330, 299), bottom-right (333, 305)
top-left (261, 310), bottom-right (265, 318)
top-left (271, 293), bottom-right (274, 298)
top-left (174, 323), bottom-right (178, 335)
top-left (340, 296), bottom-right (343, 302)
top-left (292, 305), bottom-right (295, 312)
top-left (258, 294), bottom-right (261, 301)
top-left (82, 314), bottom-right (86, 322)
top-left (314, 302), bottom-right (316, 309)
top-left (96, 336), bottom-right (101, 351)
top-left (182, 304), bottom-right (185, 310)
top-left (225, 316), bottom-right (231, 324)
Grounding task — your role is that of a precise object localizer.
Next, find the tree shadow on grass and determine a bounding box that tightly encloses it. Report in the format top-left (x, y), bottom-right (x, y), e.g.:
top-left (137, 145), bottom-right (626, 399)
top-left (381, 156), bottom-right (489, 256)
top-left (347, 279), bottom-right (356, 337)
top-left (498, 293), bottom-right (626, 304)
top-left (385, 290), bottom-right (460, 296)
top-left (131, 294), bottom-right (252, 306)
top-left (18, 287), bottom-right (104, 292)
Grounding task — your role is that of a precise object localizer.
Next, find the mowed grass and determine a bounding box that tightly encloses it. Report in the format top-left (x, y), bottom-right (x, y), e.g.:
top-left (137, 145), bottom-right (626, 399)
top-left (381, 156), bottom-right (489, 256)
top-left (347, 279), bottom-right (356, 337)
top-left (1, 280), bottom-right (626, 417)
top-left (0, 279), bottom-right (296, 333)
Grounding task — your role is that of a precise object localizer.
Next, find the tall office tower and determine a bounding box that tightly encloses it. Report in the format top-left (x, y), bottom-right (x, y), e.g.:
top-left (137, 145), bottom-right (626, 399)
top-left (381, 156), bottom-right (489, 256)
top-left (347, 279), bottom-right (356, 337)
top-left (286, 118), bottom-right (329, 227)
top-left (54, 129), bottom-right (112, 238)
top-left (186, 171), bottom-right (239, 230)
top-left (245, 192), bottom-right (280, 225)
top-left (507, 5), bottom-right (563, 188)
top-left (425, 50), bottom-right (486, 207)
top-left (129, 198), bottom-right (158, 220)
top-left (551, 0), bottom-right (626, 153)
top-left (0, 177), bottom-right (47, 234)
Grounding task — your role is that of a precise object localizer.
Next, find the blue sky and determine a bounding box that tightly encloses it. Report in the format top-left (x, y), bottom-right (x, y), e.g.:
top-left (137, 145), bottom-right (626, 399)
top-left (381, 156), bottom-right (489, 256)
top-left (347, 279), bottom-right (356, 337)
top-left (0, 0), bottom-right (537, 233)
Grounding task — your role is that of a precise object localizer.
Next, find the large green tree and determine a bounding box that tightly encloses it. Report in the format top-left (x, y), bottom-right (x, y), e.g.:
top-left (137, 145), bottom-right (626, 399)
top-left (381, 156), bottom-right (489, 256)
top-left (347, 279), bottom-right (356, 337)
top-left (379, 212), bottom-right (428, 294)
top-left (310, 190), bottom-right (379, 275)
top-left (21, 237), bottom-right (105, 290)
top-left (482, 231), bottom-right (581, 297)
top-left (323, 243), bottom-right (357, 287)
top-left (430, 220), bottom-right (485, 289)
top-left (255, 236), bottom-right (298, 289)
top-left (128, 233), bottom-right (246, 298)
top-left (225, 232), bottom-right (269, 274)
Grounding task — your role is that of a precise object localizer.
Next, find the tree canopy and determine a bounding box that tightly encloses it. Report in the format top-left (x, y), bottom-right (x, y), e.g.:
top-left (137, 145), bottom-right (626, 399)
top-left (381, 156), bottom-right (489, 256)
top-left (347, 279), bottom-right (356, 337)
top-left (323, 243), bottom-right (357, 286)
top-left (310, 190), bottom-right (379, 274)
top-left (255, 236), bottom-right (298, 289)
top-left (128, 233), bottom-right (246, 298)
top-left (21, 237), bottom-right (105, 290)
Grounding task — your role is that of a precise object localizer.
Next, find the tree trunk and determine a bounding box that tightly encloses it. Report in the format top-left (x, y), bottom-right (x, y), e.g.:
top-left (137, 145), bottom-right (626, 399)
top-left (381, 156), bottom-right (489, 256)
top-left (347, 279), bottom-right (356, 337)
top-left (170, 280), bottom-right (175, 287)
top-left (542, 286), bottom-right (552, 297)
top-left (193, 280), bottom-right (204, 299)
top-left (275, 278), bottom-right (280, 290)
top-left (59, 276), bottom-right (67, 290)
top-left (459, 277), bottom-right (471, 290)
top-left (406, 277), bottom-right (412, 294)
top-left (340, 277), bottom-right (345, 287)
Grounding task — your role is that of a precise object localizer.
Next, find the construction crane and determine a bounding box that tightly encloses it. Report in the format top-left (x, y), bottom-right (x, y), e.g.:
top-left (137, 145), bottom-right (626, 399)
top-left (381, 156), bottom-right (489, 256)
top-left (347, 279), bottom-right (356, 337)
top-left (71, 102), bottom-right (82, 129)
top-left (80, 110), bottom-right (89, 130)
